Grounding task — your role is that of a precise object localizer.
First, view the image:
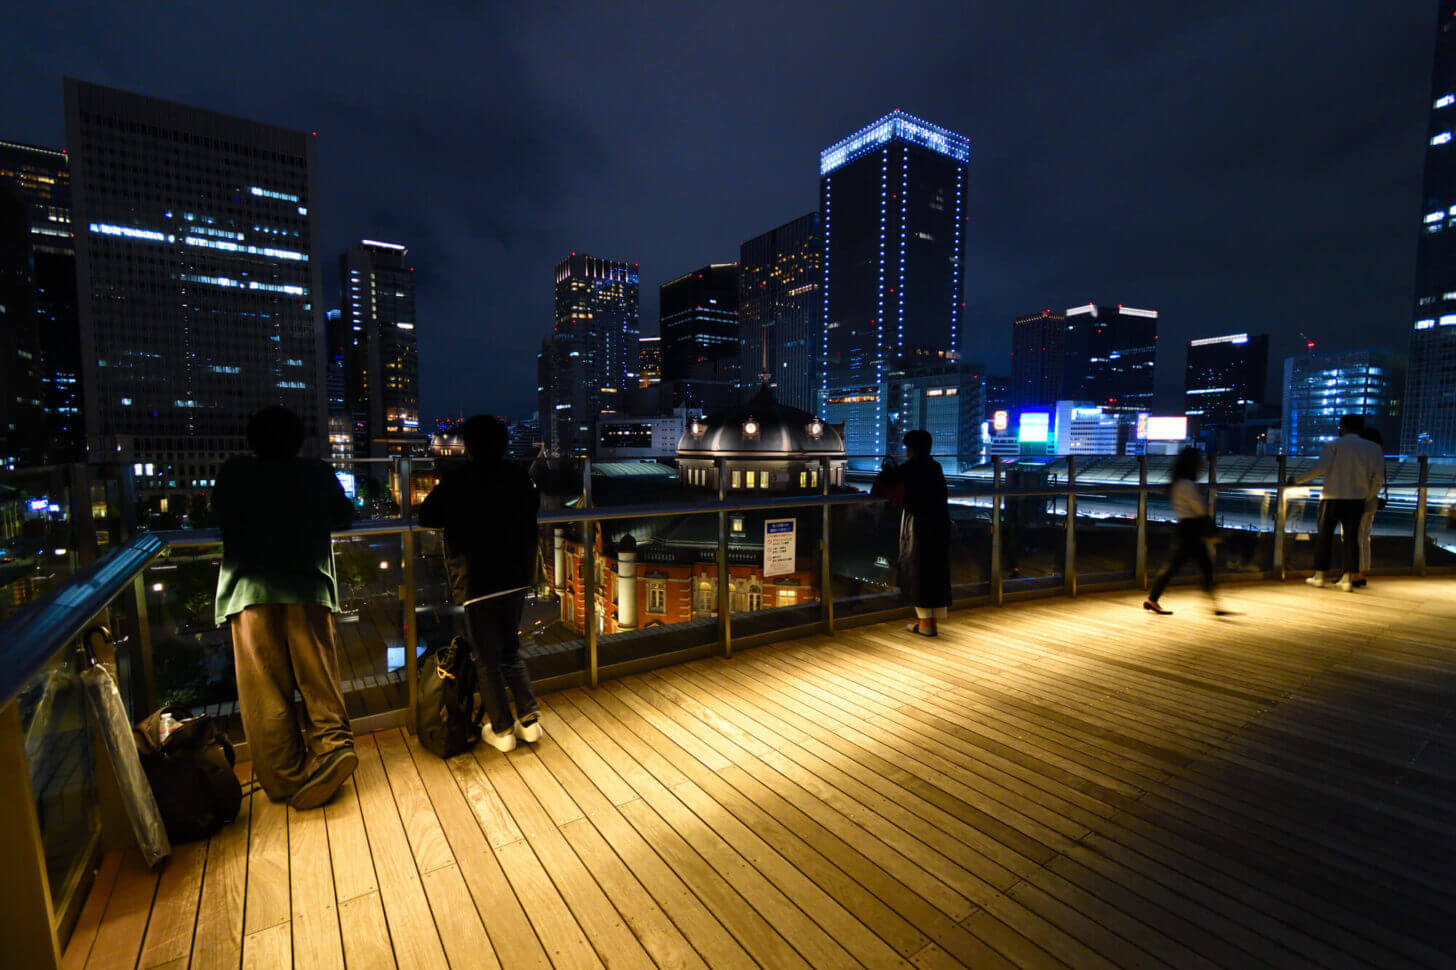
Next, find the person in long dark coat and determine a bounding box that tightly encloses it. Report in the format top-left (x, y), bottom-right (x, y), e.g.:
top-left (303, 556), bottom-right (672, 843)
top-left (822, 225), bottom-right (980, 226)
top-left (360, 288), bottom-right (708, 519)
top-left (872, 429), bottom-right (952, 637)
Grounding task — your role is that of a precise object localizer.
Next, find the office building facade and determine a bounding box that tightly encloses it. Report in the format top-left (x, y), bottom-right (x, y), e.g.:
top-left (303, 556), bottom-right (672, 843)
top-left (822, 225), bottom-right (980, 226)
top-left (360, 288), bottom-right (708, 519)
top-left (64, 79), bottom-right (325, 507)
top-left (1405, 2), bottom-right (1456, 455)
top-left (1282, 348), bottom-right (1404, 456)
top-left (0, 139), bottom-right (82, 465)
top-left (638, 335), bottom-right (661, 388)
top-left (819, 110), bottom-right (970, 457)
top-left (739, 213), bottom-right (821, 411)
top-left (1061, 303), bottom-right (1158, 417)
top-left (1183, 332), bottom-right (1269, 426)
top-left (341, 240), bottom-right (418, 460)
top-left (323, 307), bottom-right (353, 461)
top-left (1010, 309), bottom-right (1067, 410)
top-left (659, 263), bottom-right (741, 414)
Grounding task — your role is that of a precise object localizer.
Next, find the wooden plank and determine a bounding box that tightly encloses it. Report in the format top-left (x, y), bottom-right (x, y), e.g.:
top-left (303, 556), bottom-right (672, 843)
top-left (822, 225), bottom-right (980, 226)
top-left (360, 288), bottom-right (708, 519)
top-left (374, 730), bottom-right (454, 875)
top-left (137, 840), bottom-right (205, 968)
top-left (400, 733), bottom-right (552, 970)
top-left (349, 733), bottom-right (449, 970)
top-left (240, 920), bottom-right (291, 970)
top-left (83, 849), bottom-right (158, 970)
top-left (323, 776), bottom-right (376, 903)
top-left (337, 892), bottom-right (397, 970)
top-left (242, 791), bottom-right (289, 935)
top-left (287, 802), bottom-right (343, 970)
top-left (419, 865), bottom-right (500, 970)
top-left (61, 851), bottom-right (121, 970)
top-left (190, 784), bottom-right (252, 970)
top-left (490, 838), bottom-right (604, 970)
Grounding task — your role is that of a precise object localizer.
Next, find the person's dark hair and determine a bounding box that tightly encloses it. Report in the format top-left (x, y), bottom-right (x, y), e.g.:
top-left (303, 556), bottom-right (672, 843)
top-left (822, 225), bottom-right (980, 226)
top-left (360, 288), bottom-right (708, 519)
top-left (460, 414), bottom-right (508, 460)
top-left (1338, 413), bottom-right (1366, 435)
top-left (1359, 426), bottom-right (1384, 448)
top-left (902, 429), bottom-right (932, 458)
top-left (1170, 446), bottom-right (1204, 485)
top-left (246, 406), bottom-right (306, 459)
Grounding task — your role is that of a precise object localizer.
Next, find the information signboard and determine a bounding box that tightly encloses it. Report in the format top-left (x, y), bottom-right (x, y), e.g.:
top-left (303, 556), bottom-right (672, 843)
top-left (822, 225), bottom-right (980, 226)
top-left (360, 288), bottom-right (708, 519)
top-left (764, 518), bottom-right (796, 577)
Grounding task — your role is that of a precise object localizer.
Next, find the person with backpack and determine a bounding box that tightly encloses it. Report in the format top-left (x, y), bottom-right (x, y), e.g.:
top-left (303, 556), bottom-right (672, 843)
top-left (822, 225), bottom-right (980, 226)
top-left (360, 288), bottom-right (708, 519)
top-left (213, 407), bottom-right (356, 809)
top-left (418, 414), bottom-right (541, 753)
top-left (1143, 447), bottom-right (1227, 616)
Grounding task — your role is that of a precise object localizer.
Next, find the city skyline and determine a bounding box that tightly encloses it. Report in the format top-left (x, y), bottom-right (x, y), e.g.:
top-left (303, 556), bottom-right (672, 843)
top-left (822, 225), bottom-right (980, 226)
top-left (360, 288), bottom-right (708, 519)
top-left (0, 3), bottom-right (1435, 421)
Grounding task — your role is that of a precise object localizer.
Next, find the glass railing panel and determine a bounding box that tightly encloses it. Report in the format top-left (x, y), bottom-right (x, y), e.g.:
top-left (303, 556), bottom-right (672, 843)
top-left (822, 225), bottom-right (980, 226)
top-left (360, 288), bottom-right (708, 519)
top-left (1424, 486), bottom-right (1456, 567)
top-left (1002, 492), bottom-right (1066, 592)
top-left (725, 506), bottom-right (825, 638)
top-left (829, 501), bottom-right (904, 616)
top-left (0, 467), bottom-right (78, 622)
top-left (1211, 486), bottom-right (1276, 576)
top-left (16, 648), bottom-right (99, 901)
top-left (331, 532), bottom-right (409, 716)
top-left (1368, 489), bottom-right (1418, 571)
top-left (413, 522), bottom-right (586, 684)
top-left (1072, 492), bottom-right (1137, 584)
top-left (1280, 487), bottom-right (1321, 574)
top-left (948, 499), bottom-right (992, 599)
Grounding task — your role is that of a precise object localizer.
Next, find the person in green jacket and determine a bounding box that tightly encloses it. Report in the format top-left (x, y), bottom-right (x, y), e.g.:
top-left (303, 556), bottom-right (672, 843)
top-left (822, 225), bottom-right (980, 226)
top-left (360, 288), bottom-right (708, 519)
top-left (213, 407), bottom-right (356, 809)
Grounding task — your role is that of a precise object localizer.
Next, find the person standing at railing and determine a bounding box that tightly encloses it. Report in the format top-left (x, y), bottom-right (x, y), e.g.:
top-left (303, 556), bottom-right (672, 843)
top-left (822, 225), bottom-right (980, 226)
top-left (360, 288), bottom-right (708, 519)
top-left (418, 414), bottom-right (541, 753)
top-left (1143, 447), bottom-right (1227, 616)
top-left (872, 430), bottom-right (951, 637)
top-left (1354, 427), bottom-right (1387, 588)
top-left (213, 406), bottom-right (357, 809)
top-left (1288, 413), bottom-right (1384, 592)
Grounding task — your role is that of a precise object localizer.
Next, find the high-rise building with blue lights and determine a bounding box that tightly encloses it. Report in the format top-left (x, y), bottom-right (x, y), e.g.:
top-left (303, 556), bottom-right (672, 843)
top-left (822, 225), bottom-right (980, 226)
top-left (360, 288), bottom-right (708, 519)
top-left (540, 253), bottom-right (639, 456)
top-left (1404, 2), bottom-right (1456, 455)
top-left (1282, 348), bottom-right (1404, 456)
top-left (818, 110), bottom-right (969, 459)
top-left (341, 240), bottom-right (418, 460)
top-left (64, 79), bottom-right (324, 507)
top-left (740, 213), bottom-right (821, 411)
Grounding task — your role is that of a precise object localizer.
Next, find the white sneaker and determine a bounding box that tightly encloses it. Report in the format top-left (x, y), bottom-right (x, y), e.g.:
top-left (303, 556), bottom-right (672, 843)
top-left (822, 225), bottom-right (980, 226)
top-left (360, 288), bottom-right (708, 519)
top-left (514, 716), bottom-right (542, 744)
top-left (1336, 574), bottom-right (1354, 592)
top-left (482, 726), bottom-right (517, 753)
top-left (1305, 574), bottom-right (1327, 588)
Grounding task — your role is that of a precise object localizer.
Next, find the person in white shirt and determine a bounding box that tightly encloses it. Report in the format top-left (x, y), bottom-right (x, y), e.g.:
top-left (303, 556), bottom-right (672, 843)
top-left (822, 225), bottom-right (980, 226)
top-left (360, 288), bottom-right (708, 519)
top-left (1355, 427), bottom-right (1387, 587)
top-left (1144, 447), bottom-right (1227, 615)
top-left (1289, 414), bottom-right (1385, 592)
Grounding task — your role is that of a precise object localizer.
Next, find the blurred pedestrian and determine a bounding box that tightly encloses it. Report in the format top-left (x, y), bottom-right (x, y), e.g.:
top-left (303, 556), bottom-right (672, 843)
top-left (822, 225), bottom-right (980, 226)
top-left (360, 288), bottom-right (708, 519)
top-left (1143, 447), bottom-right (1226, 615)
top-left (214, 406), bottom-right (356, 809)
top-left (419, 414), bottom-right (541, 752)
top-left (1289, 413), bottom-right (1384, 592)
top-left (872, 430), bottom-right (951, 636)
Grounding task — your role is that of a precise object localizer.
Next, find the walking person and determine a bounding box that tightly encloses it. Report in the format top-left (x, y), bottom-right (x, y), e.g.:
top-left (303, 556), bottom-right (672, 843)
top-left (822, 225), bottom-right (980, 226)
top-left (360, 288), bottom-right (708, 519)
top-left (213, 406), bottom-right (357, 808)
top-left (1289, 413), bottom-right (1385, 592)
top-left (1354, 427), bottom-right (1387, 588)
top-left (872, 430), bottom-right (952, 637)
top-left (1143, 447), bottom-right (1226, 615)
top-left (418, 414), bottom-right (541, 752)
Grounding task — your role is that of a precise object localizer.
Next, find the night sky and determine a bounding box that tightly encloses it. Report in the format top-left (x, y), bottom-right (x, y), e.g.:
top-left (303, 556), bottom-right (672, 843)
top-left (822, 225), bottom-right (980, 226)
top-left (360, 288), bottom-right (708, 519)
top-left (2, 2), bottom-right (1437, 421)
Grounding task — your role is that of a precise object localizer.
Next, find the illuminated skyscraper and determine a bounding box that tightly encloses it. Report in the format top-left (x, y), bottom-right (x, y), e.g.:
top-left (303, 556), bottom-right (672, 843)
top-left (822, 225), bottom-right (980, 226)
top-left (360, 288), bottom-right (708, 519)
top-left (1283, 348), bottom-right (1403, 456)
top-left (0, 138), bottom-right (81, 465)
top-left (340, 240), bottom-right (418, 459)
top-left (818, 110), bottom-right (969, 458)
top-left (740, 213), bottom-right (821, 411)
top-left (540, 253), bottom-right (639, 455)
top-left (1183, 332), bottom-right (1268, 425)
top-left (638, 335), bottom-right (662, 388)
top-left (64, 79), bottom-right (323, 507)
top-left (1404, 2), bottom-right (1456, 455)
top-left (660, 263), bottom-right (740, 413)
top-left (1063, 303), bottom-right (1158, 417)
top-left (1010, 309), bottom-right (1067, 410)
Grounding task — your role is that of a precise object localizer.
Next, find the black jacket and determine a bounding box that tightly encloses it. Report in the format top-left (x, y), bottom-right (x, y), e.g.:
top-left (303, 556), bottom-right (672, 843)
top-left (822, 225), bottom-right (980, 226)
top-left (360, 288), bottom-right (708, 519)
top-left (872, 456), bottom-right (952, 609)
top-left (417, 459), bottom-right (539, 604)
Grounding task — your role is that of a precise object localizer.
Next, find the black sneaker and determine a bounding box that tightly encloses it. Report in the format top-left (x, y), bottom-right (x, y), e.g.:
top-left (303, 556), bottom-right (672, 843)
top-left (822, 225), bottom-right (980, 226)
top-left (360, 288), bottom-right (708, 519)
top-left (290, 746), bottom-right (358, 810)
top-left (1352, 578), bottom-right (1368, 588)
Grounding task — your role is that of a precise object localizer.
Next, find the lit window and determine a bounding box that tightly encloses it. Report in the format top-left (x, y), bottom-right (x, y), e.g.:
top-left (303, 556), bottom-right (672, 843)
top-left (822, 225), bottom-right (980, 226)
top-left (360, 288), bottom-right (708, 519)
top-left (1426, 211), bottom-right (1445, 224)
top-left (1432, 132), bottom-right (1452, 146)
top-left (731, 470), bottom-right (741, 488)
top-left (746, 471), bottom-right (756, 488)
top-left (1438, 94), bottom-right (1455, 109)
top-left (799, 471), bottom-right (807, 487)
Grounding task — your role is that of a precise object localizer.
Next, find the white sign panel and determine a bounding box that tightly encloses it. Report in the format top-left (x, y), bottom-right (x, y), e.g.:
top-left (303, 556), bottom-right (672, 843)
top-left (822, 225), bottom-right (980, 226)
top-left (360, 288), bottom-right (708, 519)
top-left (763, 518), bottom-right (796, 578)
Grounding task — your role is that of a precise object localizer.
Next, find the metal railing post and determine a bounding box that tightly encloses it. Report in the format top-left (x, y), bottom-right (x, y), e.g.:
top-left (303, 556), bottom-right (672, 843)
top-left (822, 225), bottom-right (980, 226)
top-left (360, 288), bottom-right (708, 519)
top-left (820, 455), bottom-right (834, 635)
top-left (1135, 455), bottom-right (1148, 587)
top-left (717, 458), bottom-right (732, 657)
top-left (1415, 456), bottom-right (1429, 576)
top-left (1064, 456), bottom-right (1077, 596)
top-left (399, 457), bottom-right (413, 525)
top-left (990, 457), bottom-right (1003, 605)
top-left (1273, 455), bottom-right (1288, 580)
top-left (583, 517), bottom-right (598, 687)
top-left (401, 527), bottom-right (420, 726)
top-left (131, 573), bottom-right (158, 715)
top-left (0, 700), bottom-right (63, 970)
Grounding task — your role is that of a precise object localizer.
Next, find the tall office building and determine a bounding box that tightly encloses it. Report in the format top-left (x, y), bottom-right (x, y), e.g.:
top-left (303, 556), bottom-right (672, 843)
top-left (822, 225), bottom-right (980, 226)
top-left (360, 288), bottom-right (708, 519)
top-left (341, 240), bottom-right (418, 460)
top-left (323, 308), bottom-right (353, 461)
top-left (660, 263), bottom-right (741, 413)
top-left (1404, 2), bottom-right (1456, 455)
top-left (541, 253), bottom-right (640, 455)
top-left (1010, 309), bottom-right (1067, 409)
top-left (1183, 332), bottom-right (1268, 425)
top-left (739, 213), bottom-right (821, 411)
top-left (0, 139), bottom-right (81, 465)
top-left (819, 110), bottom-right (970, 457)
top-left (1063, 303), bottom-right (1158, 417)
top-left (638, 335), bottom-right (662, 388)
top-left (64, 79), bottom-right (324, 506)
top-left (0, 184), bottom-right (41, 467)
top-left (1283, 348), bottom-right (1403, 456)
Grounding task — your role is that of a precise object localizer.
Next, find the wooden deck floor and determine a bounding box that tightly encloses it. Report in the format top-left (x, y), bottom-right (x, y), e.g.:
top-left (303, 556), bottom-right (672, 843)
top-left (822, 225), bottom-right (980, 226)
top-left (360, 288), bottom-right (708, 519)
top-left (63, 577), bottom-right (1456, 970)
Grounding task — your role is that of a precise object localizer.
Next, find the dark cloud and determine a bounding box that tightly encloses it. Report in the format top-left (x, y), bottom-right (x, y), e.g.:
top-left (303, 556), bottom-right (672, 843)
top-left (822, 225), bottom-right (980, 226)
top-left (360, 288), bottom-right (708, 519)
top-left (0, 0), bottom-right (1436, 417)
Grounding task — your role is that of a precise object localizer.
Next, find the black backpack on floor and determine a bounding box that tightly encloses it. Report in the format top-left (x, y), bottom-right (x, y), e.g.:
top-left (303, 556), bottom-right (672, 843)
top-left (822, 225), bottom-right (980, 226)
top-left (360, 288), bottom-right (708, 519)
top-left (133, 706), bottom-right (243, 843)
top-left (417, 636), bottom-right (483, 758)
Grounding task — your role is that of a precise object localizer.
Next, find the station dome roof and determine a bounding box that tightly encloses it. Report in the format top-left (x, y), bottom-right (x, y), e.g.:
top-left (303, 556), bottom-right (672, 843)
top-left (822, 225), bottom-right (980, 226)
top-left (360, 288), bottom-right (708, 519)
top-left (677, 384), bottom-right (844, 457)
